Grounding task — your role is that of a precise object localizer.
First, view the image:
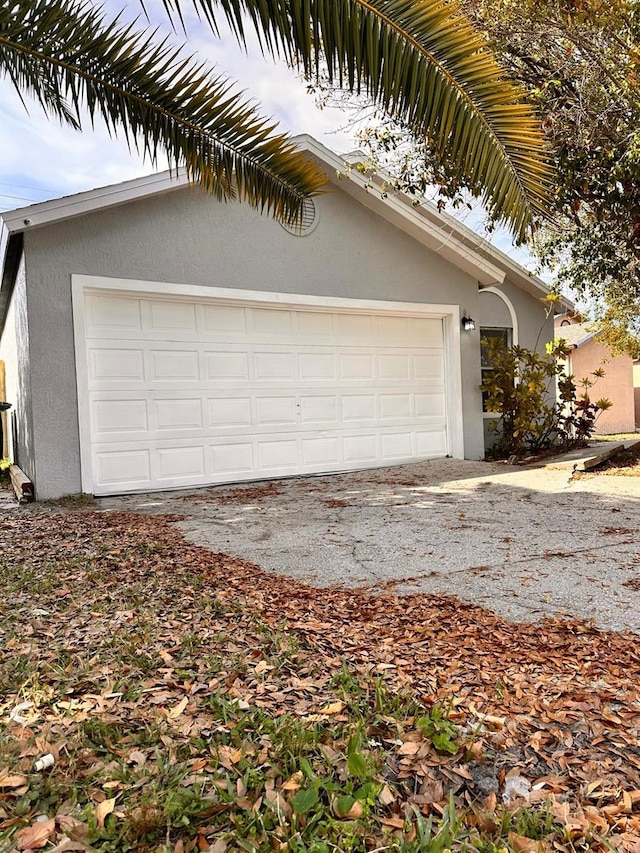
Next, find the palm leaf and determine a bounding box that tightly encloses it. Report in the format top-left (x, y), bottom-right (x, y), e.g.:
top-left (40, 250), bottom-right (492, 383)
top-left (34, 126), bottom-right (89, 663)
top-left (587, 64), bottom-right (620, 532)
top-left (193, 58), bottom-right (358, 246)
top-left (169, 0), bottom-right (553, 239)
top-left (0, 0), bottom-right (326, 222)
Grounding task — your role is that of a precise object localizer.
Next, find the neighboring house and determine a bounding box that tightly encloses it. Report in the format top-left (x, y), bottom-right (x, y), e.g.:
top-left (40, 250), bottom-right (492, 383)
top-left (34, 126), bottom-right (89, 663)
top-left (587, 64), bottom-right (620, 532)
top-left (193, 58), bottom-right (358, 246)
top-left (635, 360), bottom-right (640, 429)
top-left (0, 136), bottom-right (564, 499)
top-left (554, 314), bottom-right (636, 435)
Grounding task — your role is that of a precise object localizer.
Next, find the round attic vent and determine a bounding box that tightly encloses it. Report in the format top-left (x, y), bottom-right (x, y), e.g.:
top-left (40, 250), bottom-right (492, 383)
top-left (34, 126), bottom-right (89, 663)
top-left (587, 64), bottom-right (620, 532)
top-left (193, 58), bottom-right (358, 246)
top-left (279, 198), bottom-right (318, 236)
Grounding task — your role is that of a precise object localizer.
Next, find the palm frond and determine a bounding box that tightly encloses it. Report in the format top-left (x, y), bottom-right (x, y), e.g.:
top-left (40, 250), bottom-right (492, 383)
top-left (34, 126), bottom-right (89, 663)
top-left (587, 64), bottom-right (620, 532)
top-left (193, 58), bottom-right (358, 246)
top-left (0, 0), bottom-right (326, 222)
top-left (171, 0), bottom-right (553, 239)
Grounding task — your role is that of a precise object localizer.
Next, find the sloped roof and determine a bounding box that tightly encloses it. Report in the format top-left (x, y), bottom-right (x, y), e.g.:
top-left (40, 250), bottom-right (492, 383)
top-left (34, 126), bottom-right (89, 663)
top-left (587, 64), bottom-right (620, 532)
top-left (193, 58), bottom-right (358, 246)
top-left (556, 322), bottom-right (597, 348)
top-left (1, 135), bottom-right (571, 336)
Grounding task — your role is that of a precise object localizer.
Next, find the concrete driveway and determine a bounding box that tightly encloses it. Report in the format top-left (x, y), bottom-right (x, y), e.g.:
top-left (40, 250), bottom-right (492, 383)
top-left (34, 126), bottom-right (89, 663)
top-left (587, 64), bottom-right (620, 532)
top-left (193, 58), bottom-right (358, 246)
top-left (101, 459), bottom-right (640, 633)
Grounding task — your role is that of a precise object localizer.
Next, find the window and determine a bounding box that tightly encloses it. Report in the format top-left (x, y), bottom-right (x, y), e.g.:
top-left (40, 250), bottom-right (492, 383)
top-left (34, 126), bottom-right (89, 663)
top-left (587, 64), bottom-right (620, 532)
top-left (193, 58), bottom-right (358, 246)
top-left (480, 327), bottom-right (512, 413)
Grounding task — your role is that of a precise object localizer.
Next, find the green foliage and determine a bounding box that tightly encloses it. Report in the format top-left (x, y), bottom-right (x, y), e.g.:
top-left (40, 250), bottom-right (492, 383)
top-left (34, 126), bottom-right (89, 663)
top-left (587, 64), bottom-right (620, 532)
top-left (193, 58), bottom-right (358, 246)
top-left (1, 0), bottom-right (554, 239)
top-left (0, 0), bottom-right (327, 223)
top-left (416, 703), bottom-right (460, 754)
top-left (190, 0), bottom-right (553, 240)
top-left (331, 0), bottom-right (639, 348)
top-left (480, 336), bottom-right (612, 458)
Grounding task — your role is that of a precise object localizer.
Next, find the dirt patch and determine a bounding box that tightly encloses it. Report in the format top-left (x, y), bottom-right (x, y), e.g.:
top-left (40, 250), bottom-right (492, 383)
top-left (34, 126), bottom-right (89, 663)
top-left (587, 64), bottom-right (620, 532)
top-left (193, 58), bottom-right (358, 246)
top-left (176, 480), bottom-right (285, 504)
top-left (576, 443), bottom-right (640, 477)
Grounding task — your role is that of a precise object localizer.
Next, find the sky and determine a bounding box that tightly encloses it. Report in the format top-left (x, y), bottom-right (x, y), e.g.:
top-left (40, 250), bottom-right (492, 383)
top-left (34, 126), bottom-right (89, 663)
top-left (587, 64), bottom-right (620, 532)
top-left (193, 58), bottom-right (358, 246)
top-left (0, 0), bottom-right (538, 271)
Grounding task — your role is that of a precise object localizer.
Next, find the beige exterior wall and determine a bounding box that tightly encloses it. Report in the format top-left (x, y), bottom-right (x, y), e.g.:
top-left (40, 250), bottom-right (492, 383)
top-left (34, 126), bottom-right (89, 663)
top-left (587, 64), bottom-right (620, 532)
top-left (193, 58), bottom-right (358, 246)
top-left (569, 340), bottom-right (635, 434)
top-left (634, 363), bottom-right (640, 429)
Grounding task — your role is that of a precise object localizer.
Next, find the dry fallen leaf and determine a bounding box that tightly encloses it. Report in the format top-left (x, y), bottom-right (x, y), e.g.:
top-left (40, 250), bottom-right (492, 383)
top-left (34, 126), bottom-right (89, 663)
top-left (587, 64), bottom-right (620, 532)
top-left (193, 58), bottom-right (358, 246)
top-left (320, 701), bottom-right (345, 715)
top-left (15, 818), bottom-right (56, 850)
top-left (168, 696), bottom-right (189, 719)
top-left (95, 797), bottom-right (116, 829)
top-left (282, 771), bottom-right (303, 791)
top-left (332, 796), bottom-right (364, 820)
top-left (507, 832), bottom-right (542, 852)
top-left (377, 784), bottom-right (396, 806)
top-left (0, 774), bottom-right (27, 788)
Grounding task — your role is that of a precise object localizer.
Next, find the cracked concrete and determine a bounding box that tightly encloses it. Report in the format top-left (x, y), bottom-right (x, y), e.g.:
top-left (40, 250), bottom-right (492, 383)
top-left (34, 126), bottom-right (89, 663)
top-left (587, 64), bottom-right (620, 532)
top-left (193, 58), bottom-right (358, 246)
top-left (100, 459), bottom-right (640, 633)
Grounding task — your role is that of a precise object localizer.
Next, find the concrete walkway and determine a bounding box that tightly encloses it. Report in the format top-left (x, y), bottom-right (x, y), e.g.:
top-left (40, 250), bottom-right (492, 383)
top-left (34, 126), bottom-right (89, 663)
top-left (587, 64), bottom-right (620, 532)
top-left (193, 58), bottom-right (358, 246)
top-left (100, 458), bottom-right (640, 633)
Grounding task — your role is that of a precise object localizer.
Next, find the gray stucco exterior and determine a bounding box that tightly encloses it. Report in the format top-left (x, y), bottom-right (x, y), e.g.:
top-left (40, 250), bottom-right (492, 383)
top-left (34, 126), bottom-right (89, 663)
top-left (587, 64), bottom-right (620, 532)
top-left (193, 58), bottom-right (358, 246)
top-left (1, 161), bottom-right (554, 499)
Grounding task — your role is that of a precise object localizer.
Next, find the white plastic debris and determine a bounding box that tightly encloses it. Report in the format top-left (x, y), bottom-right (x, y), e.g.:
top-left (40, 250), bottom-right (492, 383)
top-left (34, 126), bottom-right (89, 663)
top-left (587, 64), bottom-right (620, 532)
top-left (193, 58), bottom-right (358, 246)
top-left (33, 754), bottom-right (55, 772)
top-left (502, 775), bottom-right (531, 803)
top-left (9, 701), bottom-right (34, 724)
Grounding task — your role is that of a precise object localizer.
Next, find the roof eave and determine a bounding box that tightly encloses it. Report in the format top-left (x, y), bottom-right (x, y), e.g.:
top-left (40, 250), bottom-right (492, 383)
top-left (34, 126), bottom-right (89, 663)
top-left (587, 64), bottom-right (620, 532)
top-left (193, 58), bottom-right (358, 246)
top-left (0, 170), bottom-right (191, 237)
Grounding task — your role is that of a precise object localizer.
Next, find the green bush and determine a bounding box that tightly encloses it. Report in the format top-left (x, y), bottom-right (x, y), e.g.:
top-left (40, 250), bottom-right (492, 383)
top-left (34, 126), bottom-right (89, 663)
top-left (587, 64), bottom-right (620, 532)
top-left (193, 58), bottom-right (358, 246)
top-left (480, 337), bottom-right (612, 459)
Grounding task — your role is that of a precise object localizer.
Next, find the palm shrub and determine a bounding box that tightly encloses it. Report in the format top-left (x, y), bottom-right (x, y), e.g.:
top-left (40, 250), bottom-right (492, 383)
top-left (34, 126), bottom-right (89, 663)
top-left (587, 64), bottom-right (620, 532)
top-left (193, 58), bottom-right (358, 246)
top-left (0, 0), bottom-right (553, 236)
top-left (480, 337), bottom-right (612, 459)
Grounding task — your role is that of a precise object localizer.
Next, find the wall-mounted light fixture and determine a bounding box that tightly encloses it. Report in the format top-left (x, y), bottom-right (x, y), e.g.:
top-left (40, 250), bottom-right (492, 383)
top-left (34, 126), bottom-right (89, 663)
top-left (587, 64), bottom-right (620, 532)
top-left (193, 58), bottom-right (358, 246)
top-left (461, 315), bottom-right (476, 331)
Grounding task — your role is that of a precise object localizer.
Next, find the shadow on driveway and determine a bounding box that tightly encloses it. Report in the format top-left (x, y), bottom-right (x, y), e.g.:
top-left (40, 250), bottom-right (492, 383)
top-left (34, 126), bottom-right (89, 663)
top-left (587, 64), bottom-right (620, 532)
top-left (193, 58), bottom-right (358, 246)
top-left (100, 459), bottom-right (640, 633)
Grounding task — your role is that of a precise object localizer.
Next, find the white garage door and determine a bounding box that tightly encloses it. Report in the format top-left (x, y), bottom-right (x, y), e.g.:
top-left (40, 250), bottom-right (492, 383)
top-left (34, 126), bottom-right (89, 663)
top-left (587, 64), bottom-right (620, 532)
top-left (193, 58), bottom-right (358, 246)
top-left (80, 287), bottom-right (449, 495)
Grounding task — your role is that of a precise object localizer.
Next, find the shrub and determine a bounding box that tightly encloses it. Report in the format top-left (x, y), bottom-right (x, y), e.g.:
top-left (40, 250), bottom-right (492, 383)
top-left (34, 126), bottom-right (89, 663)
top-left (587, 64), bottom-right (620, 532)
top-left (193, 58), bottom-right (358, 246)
top-left (480, 337), bottom-right (612, 459)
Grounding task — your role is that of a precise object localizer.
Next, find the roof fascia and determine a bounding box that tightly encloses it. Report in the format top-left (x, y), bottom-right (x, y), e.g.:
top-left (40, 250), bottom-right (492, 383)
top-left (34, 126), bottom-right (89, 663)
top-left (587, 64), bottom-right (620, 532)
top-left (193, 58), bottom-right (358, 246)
top-left (1, 171), bottom-right (190, 236)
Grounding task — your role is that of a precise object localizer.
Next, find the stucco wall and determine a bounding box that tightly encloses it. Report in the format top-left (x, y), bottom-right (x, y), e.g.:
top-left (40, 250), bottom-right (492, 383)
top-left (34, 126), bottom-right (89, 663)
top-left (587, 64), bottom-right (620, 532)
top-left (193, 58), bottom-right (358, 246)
top-left (19, 185), bottom-right (545, 497)
top-left (569, 340), bottom-right (635, 434)
top-left (0, 257), bottom-right (35, 472)
top-left (478, 290), bottom-right (513, 330)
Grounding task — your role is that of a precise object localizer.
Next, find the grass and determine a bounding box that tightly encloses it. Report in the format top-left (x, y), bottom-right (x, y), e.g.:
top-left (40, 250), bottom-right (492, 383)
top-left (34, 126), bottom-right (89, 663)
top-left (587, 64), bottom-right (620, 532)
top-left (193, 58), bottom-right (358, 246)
top-left (1, 510), bottom-right (638, 852)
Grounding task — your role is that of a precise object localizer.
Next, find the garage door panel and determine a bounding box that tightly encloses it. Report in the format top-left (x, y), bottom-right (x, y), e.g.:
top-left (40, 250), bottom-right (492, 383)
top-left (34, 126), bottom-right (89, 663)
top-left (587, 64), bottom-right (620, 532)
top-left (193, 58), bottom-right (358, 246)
top-left (299, 353), bottom-right (336, 380)
top-left (378, 354), bottom-right (410, 380)
top-left (83, 290), bottom-right (449, 494)
top-left (252, 308), bottom-right (294, 336)
top-left (90, 348), bottom-right (145, 382)
top-left (257, 438), bottom-right (299, 471)
top-left (300, 396), bottom-right (338, 423)
top-left (154, 398), bottom-right (203, 430)
top-left (342, 395), bottom-right (376, 421)
top-left (150, 350), bottom-right (200, 382)
top-left (416, 430), bottom-right (448, 456)
top-left (87, 295), bottom-right (143, 333)
top-left (414, 354), bottom-right (444, 380)
top-left (343, 434), bottom-right (378, 462)
top-left (415, 393), bottom-right (445, 418)
top-left (92, 399), bottom-right (149, 436)
top-left (150, 300), bottom-right (197, 331)
top-left (381, 432), bottom-right (414, 459)
top-left (95, 448), bottom-right (151, 485)
top-left (336, 313), bottom-right (373, 340)
top-left (255, 396), bottom-right (297, 425)
top-left (379, 394), bottom-right (412, 419)
top-left (157, 446), bottom-right (205, 479)
top-left (339, 354), bottom-right (375, 381)
top-left (202, 304), bottom-right (248, 335)
top-left (297, 311), bottom-right (334, 339)
top-left (209, 397), bottom-right (253, 426)
top-left (211, 442), bottom-right (254, 474)
top-left (254, 352), bottom-right (296, 380)
top-left (206, 351), bottom-right (250, 380)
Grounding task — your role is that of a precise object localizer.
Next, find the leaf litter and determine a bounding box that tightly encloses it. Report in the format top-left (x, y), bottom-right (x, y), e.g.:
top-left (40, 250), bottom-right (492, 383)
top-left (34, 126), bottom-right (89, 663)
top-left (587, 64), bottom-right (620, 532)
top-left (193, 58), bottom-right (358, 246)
top-left (0, 508), bottom-right (638, 852)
